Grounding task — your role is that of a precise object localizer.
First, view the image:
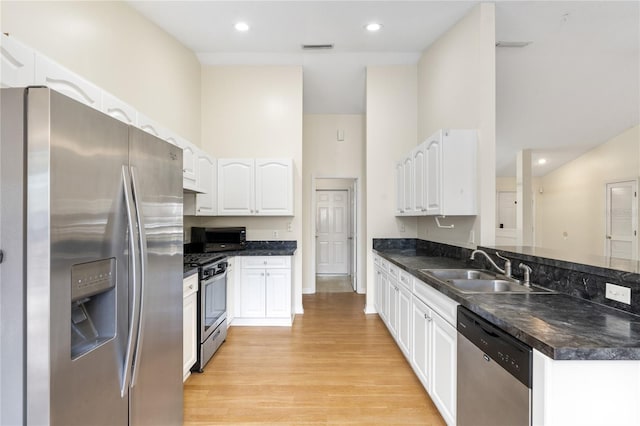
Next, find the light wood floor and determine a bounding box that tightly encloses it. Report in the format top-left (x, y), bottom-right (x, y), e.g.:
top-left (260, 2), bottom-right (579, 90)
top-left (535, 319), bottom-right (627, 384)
top-left (184, 291), bottom-right (446, 425)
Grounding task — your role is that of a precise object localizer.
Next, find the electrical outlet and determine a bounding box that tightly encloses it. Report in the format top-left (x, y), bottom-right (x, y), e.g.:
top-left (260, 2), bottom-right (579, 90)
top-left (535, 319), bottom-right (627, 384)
top-left (287, 222), bottom-right (293, 232)
top-left (399, 222), bottom-right (405, 232)
top-left (273, 230), bottom-right (279, 238)
top-left (605, 283), bottom-right (631, 305)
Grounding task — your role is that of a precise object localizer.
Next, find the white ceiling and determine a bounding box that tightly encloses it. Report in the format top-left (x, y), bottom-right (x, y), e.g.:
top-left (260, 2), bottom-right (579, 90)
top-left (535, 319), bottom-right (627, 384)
top-left (129, 1), bottom-right (639, 177)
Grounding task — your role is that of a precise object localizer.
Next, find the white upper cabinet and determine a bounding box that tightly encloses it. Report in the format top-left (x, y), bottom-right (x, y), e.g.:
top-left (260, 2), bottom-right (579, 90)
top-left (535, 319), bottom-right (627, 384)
top-left (101, 92), bottom-right (137, 125)
top-left (397, 129), bottom-right (477, 217)
top-left (425, 136), bottom-right (442, 215)
top-left (136, 113), bottom-right (164, 138)
top-left (255, 159), bottom-right (293, 216)
top-left (403, 156), bottom-right (413, 214)
top-left (194, 154), bottom-right (216, 215)
top-left (35, 54), bottom-right (102, 110)
top-left (412, 144), bottom-right (427, 214)
top-left (395, 161), bottom-right (405, 215)
top-left (428, 129), bottom-right (477, 216)
top-left (217, 159), bottom-right (255, 215)
top-left (1, 34), bottom-right (35, 88)
top-left (218, 158), bottom-right (293, 216)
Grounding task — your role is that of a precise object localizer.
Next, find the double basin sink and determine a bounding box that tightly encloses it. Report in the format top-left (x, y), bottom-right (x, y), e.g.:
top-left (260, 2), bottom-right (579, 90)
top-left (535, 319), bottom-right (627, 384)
top-left (421, 269), bottom-right (551, 294)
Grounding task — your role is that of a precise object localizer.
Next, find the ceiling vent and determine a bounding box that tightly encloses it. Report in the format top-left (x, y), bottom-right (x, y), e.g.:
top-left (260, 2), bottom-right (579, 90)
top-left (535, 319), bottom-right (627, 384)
top-left (496, 41), bottom-right (532, 48)
top-left (301, 44), bottom-right (334, 50)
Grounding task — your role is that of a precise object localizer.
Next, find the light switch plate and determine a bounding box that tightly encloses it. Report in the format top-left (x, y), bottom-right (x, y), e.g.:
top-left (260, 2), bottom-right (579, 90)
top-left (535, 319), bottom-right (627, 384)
top-left (605, 283), bottom-right (631, 304)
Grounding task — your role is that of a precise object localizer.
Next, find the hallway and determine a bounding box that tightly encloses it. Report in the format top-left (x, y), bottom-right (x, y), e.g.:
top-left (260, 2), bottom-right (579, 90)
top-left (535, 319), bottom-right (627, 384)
top-left (184, 291), bottom-right (446, 425)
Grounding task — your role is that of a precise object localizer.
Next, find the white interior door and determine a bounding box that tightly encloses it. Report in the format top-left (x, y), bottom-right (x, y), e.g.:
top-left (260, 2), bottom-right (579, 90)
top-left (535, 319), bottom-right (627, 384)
top-left (496, 191), bottom-right (517, 245)
top-left (605, 180), bottom-right (638, 260)
top-left (316, 190), bottom-right (349, 275)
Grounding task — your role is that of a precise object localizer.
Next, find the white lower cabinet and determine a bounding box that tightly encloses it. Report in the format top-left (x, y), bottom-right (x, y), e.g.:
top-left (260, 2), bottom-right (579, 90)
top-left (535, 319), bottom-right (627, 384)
top-left (233, 256), bottom-right (293, 326)
top-left (411, 296), bottom-right (432, 392)
top-left (183, 273), bottom-right (198, 382)
top-left (373, 253), bottom-right (458, 426)
top-left (430, 310), bottom-right (457, 426)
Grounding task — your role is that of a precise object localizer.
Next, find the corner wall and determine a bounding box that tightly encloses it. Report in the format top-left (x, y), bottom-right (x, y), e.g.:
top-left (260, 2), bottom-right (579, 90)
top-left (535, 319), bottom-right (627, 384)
top-left (302, 114), bottom-right (366, 294)
top-left (365, 65), bottom-right (419, 312)
top-left (198, 65), bottom-right (304, 313)
top-left (1, 1), bottom-right (201, 143)
top-left (416, 2), bottom-right (496, 248)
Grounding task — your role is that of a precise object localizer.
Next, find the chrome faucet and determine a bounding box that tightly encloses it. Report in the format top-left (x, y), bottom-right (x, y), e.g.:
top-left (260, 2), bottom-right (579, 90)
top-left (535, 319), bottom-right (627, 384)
top-left (518, 263), bottom-right (532, 287)
top-left (470, 250), bottom-right (512, 278)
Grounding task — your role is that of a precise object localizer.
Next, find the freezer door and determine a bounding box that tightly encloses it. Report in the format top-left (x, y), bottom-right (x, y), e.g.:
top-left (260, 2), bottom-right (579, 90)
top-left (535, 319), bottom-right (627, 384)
top-left (26, 88), bottom-right (130, 425)
top-left (128, 127), bottom-right (183, 425)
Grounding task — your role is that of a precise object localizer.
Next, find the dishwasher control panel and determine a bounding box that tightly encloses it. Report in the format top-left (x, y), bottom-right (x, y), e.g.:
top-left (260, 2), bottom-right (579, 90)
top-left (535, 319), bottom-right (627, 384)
top-left (457, 306), bottom-right (532, 388)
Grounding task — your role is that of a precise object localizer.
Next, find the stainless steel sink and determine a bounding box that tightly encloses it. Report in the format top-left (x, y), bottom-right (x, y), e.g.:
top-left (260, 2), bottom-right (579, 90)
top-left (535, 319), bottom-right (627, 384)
top-left (448, 279), bottom-right (531, 293)
top-left (421, 269), bottom-right (498, 281)
top-left (421, 268), bottom-right (551, 294)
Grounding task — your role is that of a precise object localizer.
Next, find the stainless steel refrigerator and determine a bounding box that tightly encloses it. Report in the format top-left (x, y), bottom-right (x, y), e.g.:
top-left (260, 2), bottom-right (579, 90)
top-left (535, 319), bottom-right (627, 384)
top-left (0, 87), bottom-right (184, 425)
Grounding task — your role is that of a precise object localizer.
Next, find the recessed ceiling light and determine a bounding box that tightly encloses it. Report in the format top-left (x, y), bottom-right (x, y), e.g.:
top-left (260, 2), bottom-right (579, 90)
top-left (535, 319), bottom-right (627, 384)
top-left (365, 22), bottom-right (383, 32)
top-left (537, 158), bottom-right (547, 165)
top-left (234, 22), bottom-right (250, 32)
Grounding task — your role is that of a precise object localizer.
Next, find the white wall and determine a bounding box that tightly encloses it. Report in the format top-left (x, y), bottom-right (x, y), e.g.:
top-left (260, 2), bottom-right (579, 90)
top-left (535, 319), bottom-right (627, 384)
top-left (1, 1), bottom-right (201, 144)
top-left (536, 125), bottom-right (640, 258)
top-left (198, 65), bottom-right (304, 313)
top-left (416, 3), bottom-right (496, 248)
top-left (365, 65), bottom-right (419, 313)
top-left (303, 114), bottom-right (365, 294)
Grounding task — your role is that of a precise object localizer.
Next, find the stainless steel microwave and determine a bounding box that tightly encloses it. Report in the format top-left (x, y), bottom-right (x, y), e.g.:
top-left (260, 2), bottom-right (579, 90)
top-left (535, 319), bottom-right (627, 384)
top-left (190, 227), bottom-right (246, 252)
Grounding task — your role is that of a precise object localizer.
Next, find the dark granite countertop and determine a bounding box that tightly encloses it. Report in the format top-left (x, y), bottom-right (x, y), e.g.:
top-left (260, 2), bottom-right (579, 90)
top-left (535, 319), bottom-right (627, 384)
top-left (373, 248), bottom-right (640, 361)
top-left (183, 266), bottom-right (198, 278)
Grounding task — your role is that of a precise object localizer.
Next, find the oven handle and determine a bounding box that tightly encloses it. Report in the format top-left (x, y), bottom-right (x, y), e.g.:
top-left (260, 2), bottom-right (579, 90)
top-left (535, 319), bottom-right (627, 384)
top-left (201, 272), bottom-right (227, 286)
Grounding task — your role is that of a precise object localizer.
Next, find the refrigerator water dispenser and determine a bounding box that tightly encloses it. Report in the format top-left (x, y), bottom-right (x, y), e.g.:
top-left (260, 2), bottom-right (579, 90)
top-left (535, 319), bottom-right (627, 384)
top-left (70, 258), bottom-right (117, 359)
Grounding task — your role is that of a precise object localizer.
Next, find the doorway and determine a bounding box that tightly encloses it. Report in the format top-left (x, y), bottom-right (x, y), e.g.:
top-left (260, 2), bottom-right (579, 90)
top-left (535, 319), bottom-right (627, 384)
top-left (496, 190), bottom-right (517, 245)
top-left (311, 177), bottom-right (359, 293)
top-left (605, 180), bottom-right (638, 260)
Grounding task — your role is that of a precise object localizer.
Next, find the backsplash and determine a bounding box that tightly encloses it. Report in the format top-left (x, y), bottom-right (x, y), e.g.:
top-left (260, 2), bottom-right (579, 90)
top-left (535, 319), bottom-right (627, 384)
top-left (477, 246), bottom-right (640, 316)
top-left (373, 238), bottom-right (640, 316)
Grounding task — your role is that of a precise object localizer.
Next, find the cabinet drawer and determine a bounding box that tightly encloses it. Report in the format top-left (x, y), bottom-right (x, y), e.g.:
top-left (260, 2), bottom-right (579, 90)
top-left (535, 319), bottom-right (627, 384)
top-left (413, 278), bottom-right (458, 326)
top-left (387, 263), bottom-right (399, 280)
top-left (398, 270), bottom-right (413, 290)
top-left (242, 256), bottom-right (291, 269)
top-left (183, 273), bottom-right (198, 298)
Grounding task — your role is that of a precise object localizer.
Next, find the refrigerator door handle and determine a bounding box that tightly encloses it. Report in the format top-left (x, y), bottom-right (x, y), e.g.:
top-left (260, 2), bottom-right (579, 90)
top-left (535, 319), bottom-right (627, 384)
top-left (121, 166), bottom-right (141, 398)
top-left (129, 166), bottom-right (148, 389)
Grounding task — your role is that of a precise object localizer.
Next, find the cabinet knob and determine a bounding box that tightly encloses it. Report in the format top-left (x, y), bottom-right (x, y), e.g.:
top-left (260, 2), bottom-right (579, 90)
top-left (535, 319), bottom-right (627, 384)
top-left (189, 284), bottom-right (194, 289)
top-left (261, 273), bottom-right (265, 277)
top-left (264, 260), bottom-right (267, 265)
top-left (256, 210), bottom-right (259, 214)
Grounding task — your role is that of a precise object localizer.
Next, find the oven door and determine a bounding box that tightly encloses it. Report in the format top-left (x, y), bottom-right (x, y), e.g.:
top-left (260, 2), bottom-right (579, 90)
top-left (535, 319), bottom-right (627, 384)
top-left (201, 271), bottom-right (227, 342)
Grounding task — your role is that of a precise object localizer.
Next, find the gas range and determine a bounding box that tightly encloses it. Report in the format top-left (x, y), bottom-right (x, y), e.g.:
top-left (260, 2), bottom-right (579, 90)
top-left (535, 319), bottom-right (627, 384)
top-left (183, 253), bottom-right (226, 268)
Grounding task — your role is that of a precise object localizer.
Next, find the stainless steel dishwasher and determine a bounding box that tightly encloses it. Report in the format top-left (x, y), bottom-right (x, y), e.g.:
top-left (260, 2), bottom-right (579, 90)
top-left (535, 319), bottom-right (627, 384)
top-left (457, 306), bottom-right (532, 426)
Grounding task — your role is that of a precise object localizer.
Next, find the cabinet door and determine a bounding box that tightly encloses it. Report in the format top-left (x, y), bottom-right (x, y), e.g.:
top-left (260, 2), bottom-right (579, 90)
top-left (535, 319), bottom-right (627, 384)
top-left (411, 296), bottom-right (432, 392)
top-left (1, 34), bottom-right (35, 88)
top-left (183, 292), bottom-right (198, 380)
top-left (431, 312), bottom-right (457, 426)
top-left (265, 268), bottom-right (291, 318)
top-left (412, 143), bottom-right (427, 214)
top-left (403, 156), bottom-right (413, 213)
top-left (195, 154), bottom-right (216, 215)
top-left (395, 161), bottom-right (405, 215)
top-left (388, 280), bottom-right (399, 337)
top-left (102, 92), bottom-right (137, 125)
top-left (137, 113), bottom-right (164, 138)
top-left (35, 54), bottom-right (102, 110)
top-left (182, 143), bottom-right (197, 187)
top-left (218, 159), bottom-right (254, 215)
top-left (380, 273), bottom-right (389, 323)
top-left (375, 267), bottom-right (383, 313)
top-left (239, 269), bottom-right (266, 317)
top-left (426, 137), bottom-right (442, 215)
top-left (397, 284), bottom-right (412, 359)
top-left (255, 159), bottom-right (293, 215)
